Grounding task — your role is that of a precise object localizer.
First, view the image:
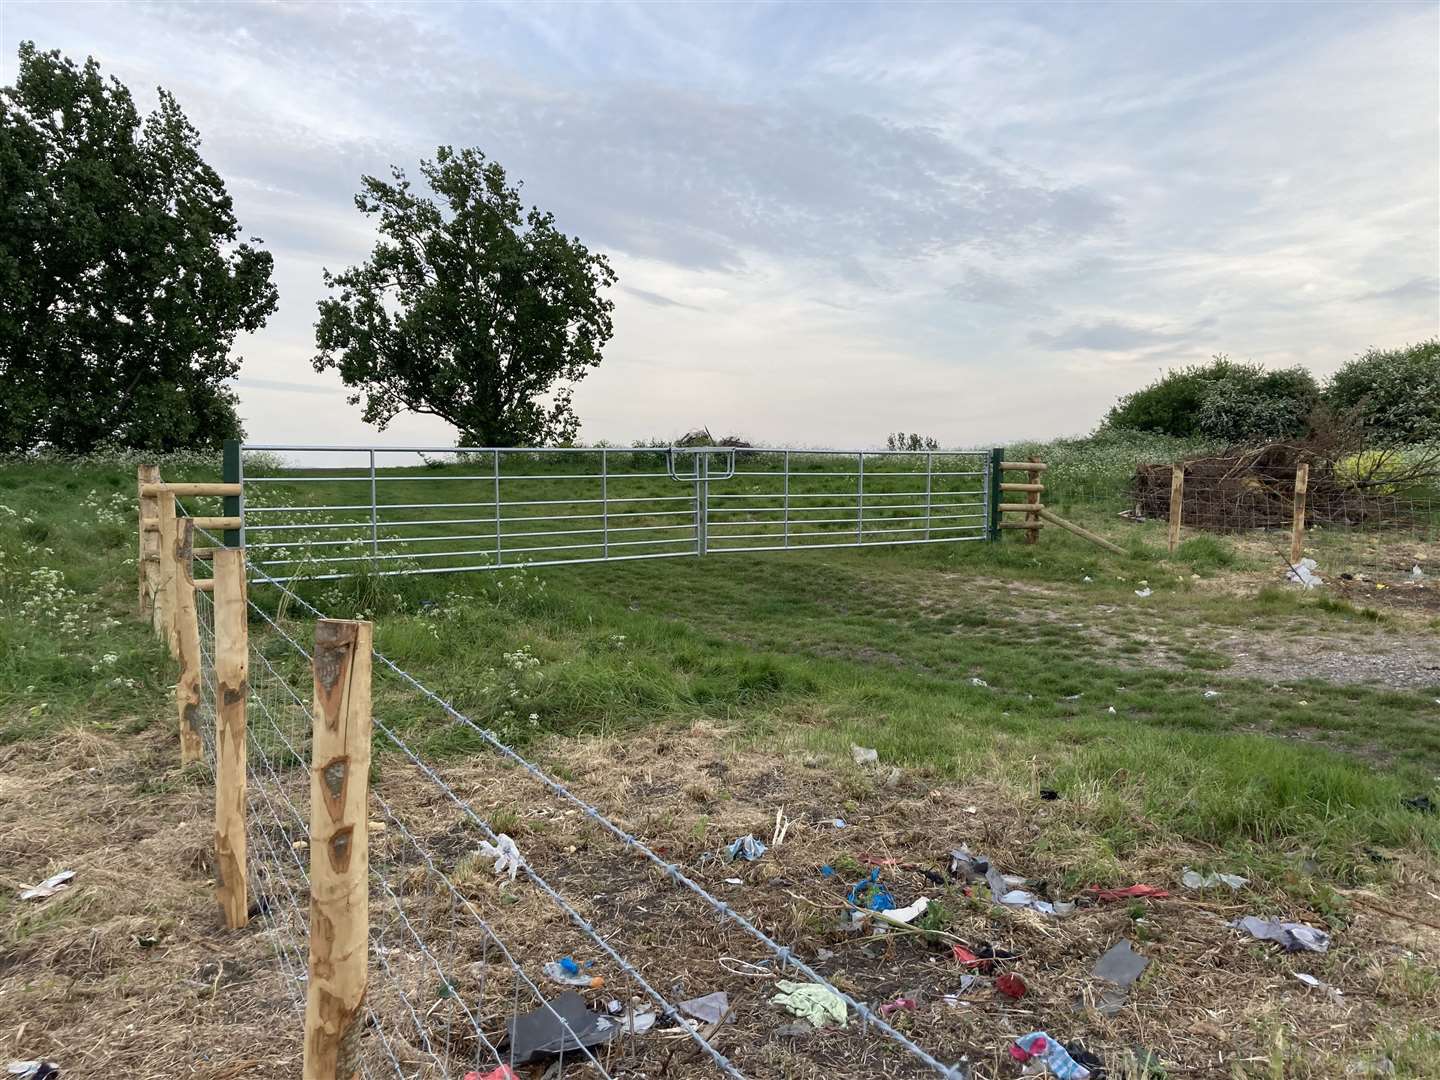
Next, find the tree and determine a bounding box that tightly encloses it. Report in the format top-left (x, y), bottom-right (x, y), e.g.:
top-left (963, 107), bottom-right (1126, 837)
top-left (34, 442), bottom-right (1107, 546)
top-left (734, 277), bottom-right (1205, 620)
top-left (313, 147), bottom-right (617, 447)
top-left (1324, 339), bottom-right (1440, 446)
top-left (1102, 356), bottom-right (1317, 442)
top-left (0, 42), bottom-right (277, 452)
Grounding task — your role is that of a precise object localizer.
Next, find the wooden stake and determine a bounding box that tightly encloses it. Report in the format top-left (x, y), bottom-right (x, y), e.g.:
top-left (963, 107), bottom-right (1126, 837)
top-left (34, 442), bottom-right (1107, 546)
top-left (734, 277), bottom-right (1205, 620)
top-left (1024, 456), bottom-right (1042, 545)
top-left (213, 548), bottom-right (249, 929)
top-left (1291, 463), bottom-right (1310, 565)
top-left (305, 619), bottom-right (373, 1080)
top-left (1167, 465), bottom-right (1185, 554)
top-left (156, 490), bottom-right (179, 653)
top-left (137, 464), bottom-right (161, 620)
top-left (173, 519), bottom-right (204, 765)
top-left (1038, 508), bottom-right (1127, 556)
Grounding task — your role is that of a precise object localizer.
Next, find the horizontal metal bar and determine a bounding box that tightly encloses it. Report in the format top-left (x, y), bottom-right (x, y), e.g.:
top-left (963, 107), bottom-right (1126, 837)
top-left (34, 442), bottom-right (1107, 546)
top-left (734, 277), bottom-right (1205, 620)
top-left (706, 491), bottom-right (981, 502)
top-left (707, 512), bottom-right (986, 532)
top-left (251, 549), bottom-right (701, 583)
top-left (729, 469), bottom-right (984, 478)
top-left (707, 500), bottom-right (983, 515)
top-left (707, 534), bottom-right (988, 552)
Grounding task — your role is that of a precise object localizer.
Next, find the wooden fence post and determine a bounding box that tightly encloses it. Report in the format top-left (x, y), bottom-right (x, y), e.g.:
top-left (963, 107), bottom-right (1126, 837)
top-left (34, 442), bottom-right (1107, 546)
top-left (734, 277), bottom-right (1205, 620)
top-left (1291, 463), bottom-right (1310, 565)
top-left (305, 619), bottom-right (373, 1080)
top-left (213, 547), bottom-right (249, 929)
top-left (1024, 457), bottom-right (1042, 544)
top-left (156, 489), bottom-right (179, 652)
top-left (1168, 465), bottom-right (1185, 554)
top-left (173, 519), bottom-right (205, 765)
top-left (138, 464), bottom-right (161, 620)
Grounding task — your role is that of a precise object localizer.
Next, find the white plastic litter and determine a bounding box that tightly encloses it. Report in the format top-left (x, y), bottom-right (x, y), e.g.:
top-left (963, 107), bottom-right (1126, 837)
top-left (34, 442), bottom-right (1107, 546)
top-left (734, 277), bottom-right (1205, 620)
top-left (19, 871), bottom-right (74, 901)
top-left (1182, 867), bottom-right (1248, 890)
top-left (474, 835), bottom-right (523, 881)
top-left (1287, 558), bottom-right (1322, 589)
top-left (877, 896), bottom-right (932, 926)
top-left (1295, 972), bottom-right (1345, 1007)
top-left (970, 677), bottom-right (989, 688)
top-left (850, 745), bottom-right (878, 766)
top-left (1203, 690), bottom-right (1221, 700)
top-left (1411, 565), bottom-right (1425, 580)
top-left (1134, 588), bottom-right (1153, 598)
top-left (544, 961), bottom-right (598, 987)
top-left (1230, 915), bottom-right (1329, 953)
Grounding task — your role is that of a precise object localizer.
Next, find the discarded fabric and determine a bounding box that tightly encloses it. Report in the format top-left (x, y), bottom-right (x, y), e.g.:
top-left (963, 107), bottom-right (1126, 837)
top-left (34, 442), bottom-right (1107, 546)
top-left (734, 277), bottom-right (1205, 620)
top-left (1087, 884), bottom-right (1169, 902)
top-left (505, 991), bottom-right (616, 1064)
top-left (1010, 1033), bottom-right (1091, 1080)
top-left (1287, 558), bottom-right (1322, 589)
top-left (19, 871), bottom-right (75, 901)
top-left (1182, 867), bottom-right (1248, 890)
top-left (474, 835), bottom-right (523, 881)
top-left (850, 744), bottom-right (878, 766)
top-left (846, 869), bottom-right (895, 912)
top-left (678, 991), bottom-right (729, 1027)
top-left (7, 1065), bottom-right (60, 1080)
top-left (1230, 915), bottom-right (1330, 953)
top-left (726, 834), bottom-right (767, 862)
top-left (1295, 972), bottom-right (1345, 1007)
top-left (770, 980), bottom-right (847, 1028)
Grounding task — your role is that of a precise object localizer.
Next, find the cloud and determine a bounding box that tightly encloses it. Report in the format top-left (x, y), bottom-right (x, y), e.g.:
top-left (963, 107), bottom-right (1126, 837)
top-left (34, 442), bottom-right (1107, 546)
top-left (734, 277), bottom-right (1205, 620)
top-left (621, 286), bottom-right (705, 311)
top-left (1352, 276), bottom-right (1440, 304)
top-left (1029, 317), bottom-right (1216, 353)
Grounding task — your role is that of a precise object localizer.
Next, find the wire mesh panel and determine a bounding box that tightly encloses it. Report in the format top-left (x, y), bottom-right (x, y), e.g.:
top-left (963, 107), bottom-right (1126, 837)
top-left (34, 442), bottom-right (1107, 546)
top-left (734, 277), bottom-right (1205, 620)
top-left (238, 445), bottom-right (993, 582)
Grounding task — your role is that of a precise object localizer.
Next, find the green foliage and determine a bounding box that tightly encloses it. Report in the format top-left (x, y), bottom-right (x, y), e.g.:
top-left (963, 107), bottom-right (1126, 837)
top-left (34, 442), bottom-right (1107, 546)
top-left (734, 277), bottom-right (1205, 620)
top-left (885, 432), bottom-right (939, 451)
top-left (1325, 339), bottom-right (1440, 446)
top-left (313, 146), bottom-right (617, 447)
top-left (0, 42), bottom-right (277, 452)
top-left (1103, 356), bottom-right (1317, 441)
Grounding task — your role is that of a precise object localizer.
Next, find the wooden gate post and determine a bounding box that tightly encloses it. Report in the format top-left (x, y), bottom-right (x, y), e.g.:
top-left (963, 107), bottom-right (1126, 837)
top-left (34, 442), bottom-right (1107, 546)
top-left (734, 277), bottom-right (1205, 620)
top-left (1291, 463), bottom-right (1310, 565)
top-left (156, 489), bottom-right (179, 650)
top-left (1024, 457), bottom-right (1042, 544)
top-left (1168, 465), bottom-right (1185, 554)
top-left (305, 619), bottom-right (373, 1080)
top-left (138, 464), bottom-right (162, 620)
top-left (174, 519), bottom-right (204, 765)
top-left (213, 547), bottom-right (249, 929)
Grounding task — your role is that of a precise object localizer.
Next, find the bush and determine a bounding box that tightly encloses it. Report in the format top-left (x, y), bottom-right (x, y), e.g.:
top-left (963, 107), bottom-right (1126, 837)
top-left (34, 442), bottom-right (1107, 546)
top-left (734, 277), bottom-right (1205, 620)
top-left (1103, 356), bottom-right (1318, 442)
top-left (1324, 339), bottom-right (1440, 446)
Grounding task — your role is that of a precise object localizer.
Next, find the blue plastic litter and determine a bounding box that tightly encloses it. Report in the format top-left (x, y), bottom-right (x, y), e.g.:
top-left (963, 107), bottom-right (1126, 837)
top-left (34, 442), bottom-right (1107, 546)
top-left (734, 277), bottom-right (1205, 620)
top-left (846, 868), bottom-right (895, 911)
top-left (820, 865), bottom-right (835, 878)
top-left (559, 956), bottom-right (580, 976)
top-left (726, 834), bottom-right (768, 862)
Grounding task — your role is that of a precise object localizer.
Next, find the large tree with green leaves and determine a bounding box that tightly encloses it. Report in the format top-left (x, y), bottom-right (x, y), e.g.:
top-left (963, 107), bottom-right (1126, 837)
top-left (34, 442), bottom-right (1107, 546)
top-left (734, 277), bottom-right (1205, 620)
top-left (0, 42), bottom-right (277, 452)
top-left (313, 146), bottom-right (617, 447)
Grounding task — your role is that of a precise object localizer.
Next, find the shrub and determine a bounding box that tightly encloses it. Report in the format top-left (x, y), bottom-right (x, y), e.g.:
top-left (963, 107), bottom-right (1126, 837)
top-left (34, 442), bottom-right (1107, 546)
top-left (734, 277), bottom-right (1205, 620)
top-left (1324, 339), bottom-right (1440, 446)
top-left (1103, 356), bottom-right (1318, 442)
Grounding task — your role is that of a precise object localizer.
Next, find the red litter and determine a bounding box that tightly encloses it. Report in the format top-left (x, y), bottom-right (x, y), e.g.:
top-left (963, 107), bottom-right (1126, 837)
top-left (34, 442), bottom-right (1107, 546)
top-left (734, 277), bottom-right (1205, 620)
top-left (879, 996), bottom-right (919, 1016)
top-left (996, 972), bottom-right (1027, 999)
top-left (951, 945), bottom-right (982, 967)
top-left (465, 1068), bottom-right (518, 1080)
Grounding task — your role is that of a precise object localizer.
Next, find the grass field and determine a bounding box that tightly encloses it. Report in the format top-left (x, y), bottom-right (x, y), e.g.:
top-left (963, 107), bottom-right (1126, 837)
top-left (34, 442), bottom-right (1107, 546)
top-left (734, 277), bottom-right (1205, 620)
top-left (2, 449), bottom-right (1438, 1077)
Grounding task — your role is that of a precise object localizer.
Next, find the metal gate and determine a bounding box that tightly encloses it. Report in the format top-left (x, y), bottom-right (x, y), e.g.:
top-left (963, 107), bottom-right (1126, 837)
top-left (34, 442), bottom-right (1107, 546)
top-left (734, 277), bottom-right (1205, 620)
top-left (231, 443), bottom-right (997, 583)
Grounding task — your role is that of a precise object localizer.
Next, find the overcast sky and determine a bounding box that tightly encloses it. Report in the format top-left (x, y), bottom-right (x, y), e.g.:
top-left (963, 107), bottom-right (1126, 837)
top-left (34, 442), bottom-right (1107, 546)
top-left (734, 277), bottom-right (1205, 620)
top-left (3, 1), bottom-right (1438, 449)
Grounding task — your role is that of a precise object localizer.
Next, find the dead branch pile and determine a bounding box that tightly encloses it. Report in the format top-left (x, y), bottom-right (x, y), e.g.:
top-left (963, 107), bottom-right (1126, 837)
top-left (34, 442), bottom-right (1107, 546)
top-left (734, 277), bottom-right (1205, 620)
top-left (1131, 442), bottom-right (1424, 530)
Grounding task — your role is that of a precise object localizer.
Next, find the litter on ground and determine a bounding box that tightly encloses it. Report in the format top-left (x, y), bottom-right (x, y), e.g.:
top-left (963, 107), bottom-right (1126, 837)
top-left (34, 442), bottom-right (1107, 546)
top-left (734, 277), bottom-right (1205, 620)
top-left (725, 834), bottom-right (767, 862)
top-left (850, 744), bottom-right (878, 766)
top-left (1229, 915), bottom-right (1330, 953)
top-left (505, 992), bottom-right (615, 1065)
top-left (1182, 867), bottom-right (1249, 890)
top-left (770, 980), bottom-right (848, 1028)
top-left (678, 991), bottom-right (729, 1026)
top-left (1295, 972), bottom-right (1346, 1007)
top-left (18, 871), bottom-right (74, 901)
top-left (472, 835), bottom-right (523, 881)
top-left (1088, 939), bottom-right (1149, 1016)
top-left (1287, 557), bottom-right (1322, 589)
top-left (1010, 1032), bottom-right (1092, 1080)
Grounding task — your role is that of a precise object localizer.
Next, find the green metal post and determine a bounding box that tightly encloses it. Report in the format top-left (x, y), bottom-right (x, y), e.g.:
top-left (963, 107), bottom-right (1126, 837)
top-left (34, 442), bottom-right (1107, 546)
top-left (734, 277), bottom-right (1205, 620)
top-left (987, 447), bottom-right (1005, 542)
top-left (222, 438), bottom-right (242, 548)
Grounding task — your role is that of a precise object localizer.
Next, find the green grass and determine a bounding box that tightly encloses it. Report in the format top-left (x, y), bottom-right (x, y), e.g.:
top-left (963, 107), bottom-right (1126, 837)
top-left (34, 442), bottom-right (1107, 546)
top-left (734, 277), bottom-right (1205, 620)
top-left (2, 451), bottom-right (1438, 887)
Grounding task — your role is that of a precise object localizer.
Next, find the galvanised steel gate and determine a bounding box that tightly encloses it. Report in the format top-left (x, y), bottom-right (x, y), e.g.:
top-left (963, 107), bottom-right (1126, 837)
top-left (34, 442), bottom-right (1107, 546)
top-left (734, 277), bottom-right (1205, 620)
top-left (229, 443), bottom-right (1001, 583)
